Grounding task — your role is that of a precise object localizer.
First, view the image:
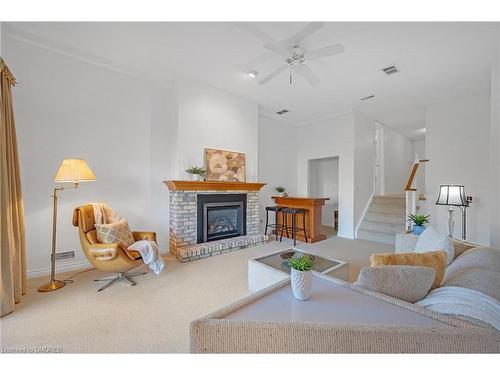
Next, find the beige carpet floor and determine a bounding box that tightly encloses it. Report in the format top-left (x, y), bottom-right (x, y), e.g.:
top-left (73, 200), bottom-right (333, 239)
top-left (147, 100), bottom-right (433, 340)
top-left (0, 234), bottom-right (393, 353)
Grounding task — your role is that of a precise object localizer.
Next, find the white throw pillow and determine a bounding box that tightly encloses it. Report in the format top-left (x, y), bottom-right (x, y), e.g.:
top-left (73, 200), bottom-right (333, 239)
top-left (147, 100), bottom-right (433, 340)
top-left (415, 227), bottom-right (454, 265)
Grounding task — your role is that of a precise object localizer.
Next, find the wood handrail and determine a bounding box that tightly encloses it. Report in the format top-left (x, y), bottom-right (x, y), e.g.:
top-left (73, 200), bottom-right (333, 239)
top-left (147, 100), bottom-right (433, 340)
top-left (404, 159), bottom-right (429, 191)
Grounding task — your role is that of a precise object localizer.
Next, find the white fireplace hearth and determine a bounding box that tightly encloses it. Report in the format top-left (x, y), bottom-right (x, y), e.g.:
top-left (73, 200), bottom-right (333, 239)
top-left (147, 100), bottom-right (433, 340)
top-left (164, 180), bottom-right (267, 262)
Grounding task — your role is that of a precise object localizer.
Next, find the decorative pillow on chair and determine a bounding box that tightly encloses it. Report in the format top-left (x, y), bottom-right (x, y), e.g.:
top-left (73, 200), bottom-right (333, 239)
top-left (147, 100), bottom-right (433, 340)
top-left (370, 251), bottom-right (448, 289)
top-left (95, 218), bottom-right (135, 248)
top-left (355, 265), bottom-right (435, 303)
top-left (415, 227), bottom-right (454, 265)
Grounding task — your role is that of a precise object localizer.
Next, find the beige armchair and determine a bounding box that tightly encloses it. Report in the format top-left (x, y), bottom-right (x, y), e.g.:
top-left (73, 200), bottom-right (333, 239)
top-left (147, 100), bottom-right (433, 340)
top-left (73, 204), bottom-right (157, 291)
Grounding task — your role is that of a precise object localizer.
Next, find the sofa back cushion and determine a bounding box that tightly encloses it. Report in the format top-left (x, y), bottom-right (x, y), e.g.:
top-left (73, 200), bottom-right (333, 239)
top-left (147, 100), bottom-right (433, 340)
top-left (415, 227), bottom-right (454, 265)
top-left (449, 246), bottom-right (500, 274)
top-left (450, 239), bottom-right (478, 259)
top-left (355, 265), bottom-right (435, 303)
top-left (442, 267), bottom-right (500, 301)
top-left (370, 251), bottom-right (447, 290)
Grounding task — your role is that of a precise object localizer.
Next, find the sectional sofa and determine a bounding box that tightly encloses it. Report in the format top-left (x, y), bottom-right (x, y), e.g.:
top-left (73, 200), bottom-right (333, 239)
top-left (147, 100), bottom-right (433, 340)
top-left (190, 237), bottom-right (500, 353)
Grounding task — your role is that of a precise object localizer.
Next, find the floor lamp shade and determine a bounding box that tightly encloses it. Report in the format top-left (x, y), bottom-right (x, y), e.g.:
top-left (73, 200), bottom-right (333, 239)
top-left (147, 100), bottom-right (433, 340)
top-left (54, 158), bottom-right (96, 183)
top-left (435, 184), bottom-right (469, 240)
top-left (435, 185), bottom-right (468, 207)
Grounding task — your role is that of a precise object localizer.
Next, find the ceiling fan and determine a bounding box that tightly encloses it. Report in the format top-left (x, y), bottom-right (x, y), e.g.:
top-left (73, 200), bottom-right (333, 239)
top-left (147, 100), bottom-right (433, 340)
top-left (253, 22), bottom-right (344, 86)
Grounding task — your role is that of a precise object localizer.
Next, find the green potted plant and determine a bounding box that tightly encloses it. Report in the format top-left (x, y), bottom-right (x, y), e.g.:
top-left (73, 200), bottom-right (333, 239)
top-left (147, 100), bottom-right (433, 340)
top-left (407, 214), bottom-right (430, 235)
top-left (276, 186), bottom-right (287, 197)
top-left (289, 255), bottom-right (314, 300)
top-left (185, 166), bottom-right (206, 181)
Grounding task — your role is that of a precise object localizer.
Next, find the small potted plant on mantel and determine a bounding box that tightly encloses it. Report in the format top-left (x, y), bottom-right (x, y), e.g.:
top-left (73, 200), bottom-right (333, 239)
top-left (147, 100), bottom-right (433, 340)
top-left (186, 166), bottom-right (206, 181)
top-left (276, 186), bottom-right (288, 197)
top-left (289, 255), bottom-right (314, 301)
top-left (407, 214), bottom-right (430, 235)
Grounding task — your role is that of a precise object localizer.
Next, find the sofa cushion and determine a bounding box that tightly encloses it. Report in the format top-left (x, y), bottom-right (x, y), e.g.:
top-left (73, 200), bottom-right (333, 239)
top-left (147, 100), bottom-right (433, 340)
top-left (449, 246), bottom-right (500, 274)
top-left (370, 251), bottom-right (447, 289)
top-left (442, 267), bottom-right (500, 301)
top-left (95, 218), bottom-right (135, 248)
top-left (450, 238), bottom-right (478, 259)
top-left (355, 265), bottom-right (435, 303)
top-left (415, 227), bottom-right (454, 265)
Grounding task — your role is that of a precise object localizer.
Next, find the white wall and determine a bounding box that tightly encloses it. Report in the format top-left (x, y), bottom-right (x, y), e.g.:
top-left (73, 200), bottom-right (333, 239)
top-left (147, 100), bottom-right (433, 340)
top-left (309, 157), bottom-right (339, 226)
top-left (4, 35), bottom-right (177, 274)
top-left (425, 92), bottom-right (491, 245)
top-left (412, 139), bottom-right (426, 194)
top-left (382, 126), bottom-right (413, 194)
top-left (353, 111), bottom-right (375, 231)
top-left (258, 115), bottom-right (298, 231)
top-left (176, 80), bottom-right (259, 181)
top-left (490, 28), bottom-right (500, 249)
top-left (4, 36), bottom-right (262, 275)
top-left (297, 112), bottom-right (355, 238)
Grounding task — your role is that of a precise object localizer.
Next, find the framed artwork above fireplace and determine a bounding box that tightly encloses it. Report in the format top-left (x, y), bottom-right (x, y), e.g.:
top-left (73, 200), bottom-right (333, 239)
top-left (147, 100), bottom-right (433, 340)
top-left (205, 148), bottom-right (246, 182)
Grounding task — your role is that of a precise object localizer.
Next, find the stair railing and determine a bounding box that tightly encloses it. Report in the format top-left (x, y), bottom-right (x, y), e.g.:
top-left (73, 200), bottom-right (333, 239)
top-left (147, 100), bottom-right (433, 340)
top-left (404, 157), bottom-right (429, 231)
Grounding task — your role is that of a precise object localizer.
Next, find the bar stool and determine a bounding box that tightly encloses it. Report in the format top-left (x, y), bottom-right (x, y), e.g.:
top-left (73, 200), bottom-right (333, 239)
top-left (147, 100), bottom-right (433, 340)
top-left (264, 206), bottom-right (288, 241)
top-left (280, 208), bottom-right (308, 246)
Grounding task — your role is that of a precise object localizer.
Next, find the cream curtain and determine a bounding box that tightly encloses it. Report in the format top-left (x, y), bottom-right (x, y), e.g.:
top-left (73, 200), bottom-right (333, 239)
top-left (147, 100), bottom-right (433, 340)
top-left (0, 57), bottom-right (27, 317)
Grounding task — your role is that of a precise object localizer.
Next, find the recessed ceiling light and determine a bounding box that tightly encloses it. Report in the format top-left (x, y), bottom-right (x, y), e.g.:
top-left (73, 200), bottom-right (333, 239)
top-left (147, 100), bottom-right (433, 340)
top-left (247, 71), bottom-right (258, 78)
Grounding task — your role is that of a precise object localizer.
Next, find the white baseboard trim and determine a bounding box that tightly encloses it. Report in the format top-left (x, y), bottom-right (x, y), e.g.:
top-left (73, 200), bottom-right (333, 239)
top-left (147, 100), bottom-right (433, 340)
top-left (27, 259), bottom-right (93, 279)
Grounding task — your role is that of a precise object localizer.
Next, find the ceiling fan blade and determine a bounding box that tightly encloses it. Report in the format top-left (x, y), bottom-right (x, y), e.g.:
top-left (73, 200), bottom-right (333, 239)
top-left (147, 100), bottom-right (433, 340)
top-left (307, 43), bottom-right (344, 60)
top-left (295, 64), bottom-right (320, 86)
top-left (263, 42), bottom-right (290, 59)
top-left (259, 65), bottom-right (288, 84)
top-left (290, 22), bottom-right (324, 44)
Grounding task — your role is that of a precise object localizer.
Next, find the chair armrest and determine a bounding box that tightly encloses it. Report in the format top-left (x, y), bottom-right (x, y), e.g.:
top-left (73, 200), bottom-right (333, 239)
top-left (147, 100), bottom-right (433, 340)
top-left (88, 243), bottom-right (119, 261)
top-left (395, 233), bottom-right (419, 253)
top-left (132, 231), bottom-right (157, 242)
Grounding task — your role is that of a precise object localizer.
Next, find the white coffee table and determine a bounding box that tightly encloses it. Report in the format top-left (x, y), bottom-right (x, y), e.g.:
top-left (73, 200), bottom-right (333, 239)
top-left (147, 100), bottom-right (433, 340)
top-left (248, 248), bottom-right (349, 292)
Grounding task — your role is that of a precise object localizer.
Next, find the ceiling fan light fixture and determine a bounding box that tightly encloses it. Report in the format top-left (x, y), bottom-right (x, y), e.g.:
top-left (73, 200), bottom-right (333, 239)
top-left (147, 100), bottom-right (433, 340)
top-left (247, 70), bottom-right (258, 78)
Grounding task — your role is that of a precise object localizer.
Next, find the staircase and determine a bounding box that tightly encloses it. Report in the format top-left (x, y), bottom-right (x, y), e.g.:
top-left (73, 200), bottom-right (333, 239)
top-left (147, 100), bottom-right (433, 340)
top-left (357, 195), bottom-right (406, 245)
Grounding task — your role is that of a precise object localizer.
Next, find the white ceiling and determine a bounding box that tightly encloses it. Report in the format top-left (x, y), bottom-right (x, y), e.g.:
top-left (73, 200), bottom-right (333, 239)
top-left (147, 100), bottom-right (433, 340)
top-left (5, 22), bottom-right (499, 139)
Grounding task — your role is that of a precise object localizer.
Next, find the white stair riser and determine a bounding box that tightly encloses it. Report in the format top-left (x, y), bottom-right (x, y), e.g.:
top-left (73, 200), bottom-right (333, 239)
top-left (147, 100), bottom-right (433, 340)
top-left (364, 212), bottom-right (406, 224)
top-left (369, 204), bottom-right (406, 215)
top-left (359, 220), bottom-right (405, 234)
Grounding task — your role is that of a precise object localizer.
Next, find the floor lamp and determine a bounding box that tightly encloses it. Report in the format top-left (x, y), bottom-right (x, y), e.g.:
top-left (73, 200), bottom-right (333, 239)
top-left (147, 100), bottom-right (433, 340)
top-left (38, 159), bottom-right (96, 293)
top-left (435, 185), bottom-right (469, 240)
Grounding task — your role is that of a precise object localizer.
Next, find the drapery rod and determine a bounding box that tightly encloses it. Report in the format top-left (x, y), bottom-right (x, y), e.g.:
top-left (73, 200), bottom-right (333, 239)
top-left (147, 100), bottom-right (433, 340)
top-left (0, 57), bottom-right (17, 86)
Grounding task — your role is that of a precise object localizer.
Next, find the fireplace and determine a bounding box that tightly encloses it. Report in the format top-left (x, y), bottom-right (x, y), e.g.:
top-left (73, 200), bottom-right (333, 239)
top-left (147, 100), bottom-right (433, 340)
top-left (197, 194), bottom-right (247, 243)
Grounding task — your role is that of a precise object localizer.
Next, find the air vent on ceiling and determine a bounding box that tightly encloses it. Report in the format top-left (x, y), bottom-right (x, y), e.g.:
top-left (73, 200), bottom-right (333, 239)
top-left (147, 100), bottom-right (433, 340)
top-left (276, 109), bottom-right (289, 115)
top-left (360, 95), bottom-right (375, 101)
top-left (382, 65), bottom-right (399, 75)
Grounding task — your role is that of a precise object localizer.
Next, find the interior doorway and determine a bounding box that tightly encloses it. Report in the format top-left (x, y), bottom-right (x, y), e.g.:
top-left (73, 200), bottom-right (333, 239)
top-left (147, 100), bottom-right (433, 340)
top-left (308, 156), bottom-right (339, 235)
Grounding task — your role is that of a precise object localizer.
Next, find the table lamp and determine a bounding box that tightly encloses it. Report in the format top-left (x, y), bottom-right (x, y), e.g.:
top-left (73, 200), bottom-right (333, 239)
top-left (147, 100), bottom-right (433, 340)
top-left (38, 159), bottom-right (96, 292)
top-left (435, 184), bottom-right (469, 240)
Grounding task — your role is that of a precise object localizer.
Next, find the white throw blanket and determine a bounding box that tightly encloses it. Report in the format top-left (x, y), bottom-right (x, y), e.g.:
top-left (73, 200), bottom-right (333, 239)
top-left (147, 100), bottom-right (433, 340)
top-left (128, 240), bottom-right (164, 275)
top-left (417, 286), bottom-right (500, 331)
top-left (90, 203), bottom-right (164, 275)
top-left (91, 202), bottom-right (122, 224)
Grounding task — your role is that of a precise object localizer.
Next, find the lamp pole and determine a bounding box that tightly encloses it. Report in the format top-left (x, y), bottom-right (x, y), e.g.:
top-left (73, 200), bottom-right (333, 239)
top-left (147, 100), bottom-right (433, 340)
top-left (38, 183), bottom-right (78, 292)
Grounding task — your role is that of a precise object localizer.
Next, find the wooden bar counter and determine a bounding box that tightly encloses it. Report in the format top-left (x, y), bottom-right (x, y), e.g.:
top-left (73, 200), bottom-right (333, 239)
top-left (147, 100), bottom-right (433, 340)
top-left (272, 196), bottom-right (330, 243)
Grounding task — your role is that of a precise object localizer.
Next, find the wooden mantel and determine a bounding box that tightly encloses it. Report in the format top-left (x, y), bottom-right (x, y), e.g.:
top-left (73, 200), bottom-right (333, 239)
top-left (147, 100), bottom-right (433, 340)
top-left (164, 180), bottom-right (266, 191)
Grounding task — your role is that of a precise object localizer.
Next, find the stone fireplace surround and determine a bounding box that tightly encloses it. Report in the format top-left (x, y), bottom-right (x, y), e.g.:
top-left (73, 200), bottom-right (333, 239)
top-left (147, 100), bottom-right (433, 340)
top-left (165, 180), bottom-right (267, 262)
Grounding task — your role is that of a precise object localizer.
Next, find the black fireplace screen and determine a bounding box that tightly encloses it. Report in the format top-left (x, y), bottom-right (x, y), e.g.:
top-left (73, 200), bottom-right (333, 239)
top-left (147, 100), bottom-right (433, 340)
top-left (197, 194), bottom-right (247, 243)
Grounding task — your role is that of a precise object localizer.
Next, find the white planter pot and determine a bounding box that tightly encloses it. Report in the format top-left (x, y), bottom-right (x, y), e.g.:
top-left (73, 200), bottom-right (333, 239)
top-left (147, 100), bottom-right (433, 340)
top-left (291, 268), bottom-right (312, 301)
top-left (190, 174), bottom-right (201, 181)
